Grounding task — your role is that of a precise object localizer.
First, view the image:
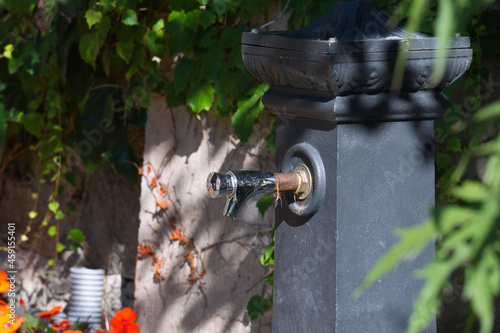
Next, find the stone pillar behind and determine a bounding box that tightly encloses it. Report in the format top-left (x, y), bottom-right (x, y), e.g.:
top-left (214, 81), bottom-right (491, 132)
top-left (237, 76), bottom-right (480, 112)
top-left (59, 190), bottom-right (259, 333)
top-left (134, 95), bottom-right (274, 333)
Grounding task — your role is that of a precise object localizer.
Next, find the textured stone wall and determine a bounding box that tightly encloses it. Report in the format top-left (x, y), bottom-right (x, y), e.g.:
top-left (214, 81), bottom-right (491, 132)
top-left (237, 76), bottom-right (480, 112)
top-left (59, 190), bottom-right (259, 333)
top-left (133, 95), bottom-right (274, 332)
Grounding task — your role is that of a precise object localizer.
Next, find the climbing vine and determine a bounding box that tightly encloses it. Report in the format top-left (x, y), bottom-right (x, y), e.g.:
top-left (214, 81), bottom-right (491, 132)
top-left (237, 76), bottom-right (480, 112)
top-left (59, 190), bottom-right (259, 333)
top-left (0, 0), bottom-right (277, 264)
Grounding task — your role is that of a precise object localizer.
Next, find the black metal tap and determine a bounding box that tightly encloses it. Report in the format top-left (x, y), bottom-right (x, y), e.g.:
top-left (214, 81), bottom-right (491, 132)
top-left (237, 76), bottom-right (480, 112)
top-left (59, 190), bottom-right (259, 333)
top-left (207, 166), bottom-right (311, 219)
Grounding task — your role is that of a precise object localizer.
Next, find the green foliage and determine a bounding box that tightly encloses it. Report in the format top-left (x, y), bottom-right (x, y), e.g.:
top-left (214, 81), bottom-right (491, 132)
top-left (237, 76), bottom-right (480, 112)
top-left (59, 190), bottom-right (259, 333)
top-left (0, 0), bottom-right (281, 264)
top-left (68, 228), bottom-right (85, 250)
top-left (256, 194), bottom-right (275, 218)
top-left (247, 227), bottom-right (274, 321)
top-left (247, 294), bottom-right (273, 321)
top-left (358, 1), bottom-right (500, 330)
top-left (21, 307), bottom-right (93, 332)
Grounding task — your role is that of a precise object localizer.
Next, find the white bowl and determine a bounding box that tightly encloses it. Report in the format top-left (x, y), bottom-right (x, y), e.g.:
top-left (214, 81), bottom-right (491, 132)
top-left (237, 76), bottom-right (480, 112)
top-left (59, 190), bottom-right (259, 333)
top-left (70, 267), bottom-right (105, 275)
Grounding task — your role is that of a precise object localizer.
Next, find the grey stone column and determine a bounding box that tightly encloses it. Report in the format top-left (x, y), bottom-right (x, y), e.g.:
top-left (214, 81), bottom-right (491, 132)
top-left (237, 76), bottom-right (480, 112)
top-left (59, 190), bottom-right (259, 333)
top-left (272, 116), bottom-right (436, 332)
top-left (240, 2), bottom-right (472, 332)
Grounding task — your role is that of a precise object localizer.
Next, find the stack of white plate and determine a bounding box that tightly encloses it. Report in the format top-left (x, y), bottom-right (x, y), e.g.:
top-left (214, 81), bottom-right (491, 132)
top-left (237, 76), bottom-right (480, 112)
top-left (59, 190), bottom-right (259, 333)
top-left (67, 267), bottom-right (104, 330)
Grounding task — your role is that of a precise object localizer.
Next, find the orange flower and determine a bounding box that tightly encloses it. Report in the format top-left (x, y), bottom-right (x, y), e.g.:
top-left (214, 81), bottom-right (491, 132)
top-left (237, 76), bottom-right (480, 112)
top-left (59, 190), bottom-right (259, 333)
top-left (109, 308), bottom-right (140, 333)
top-left (0, 314), bottom-right (25, 333)
top-left (52, 318), bottom-right (72, 332)
top-left (37, 305), bottom-right (62, 320)
top-left (0, 271), bottom-right (11, 293)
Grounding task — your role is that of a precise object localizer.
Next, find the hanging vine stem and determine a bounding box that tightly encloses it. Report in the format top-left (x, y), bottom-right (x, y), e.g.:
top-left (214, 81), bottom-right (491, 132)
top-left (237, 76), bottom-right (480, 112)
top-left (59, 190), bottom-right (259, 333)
top-left (198, 228), bottom-right (273, 253)
top-left (260, 0), bottom-right (291, 29)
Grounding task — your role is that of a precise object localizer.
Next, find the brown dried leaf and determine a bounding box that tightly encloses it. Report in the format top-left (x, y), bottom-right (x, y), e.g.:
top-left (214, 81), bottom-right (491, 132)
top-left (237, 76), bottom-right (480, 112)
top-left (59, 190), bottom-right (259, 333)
top-left (160, 184), bottom-right (167, 196)
top-left (155, 200), bottom-right (168, 209)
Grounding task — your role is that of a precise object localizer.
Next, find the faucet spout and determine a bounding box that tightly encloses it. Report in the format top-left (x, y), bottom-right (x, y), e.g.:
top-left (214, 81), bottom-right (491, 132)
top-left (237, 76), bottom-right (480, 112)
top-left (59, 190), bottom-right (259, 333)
top-left (207, 171), bottom-right (276, 219)
top-left (206, 165), bottom-right (312, 220)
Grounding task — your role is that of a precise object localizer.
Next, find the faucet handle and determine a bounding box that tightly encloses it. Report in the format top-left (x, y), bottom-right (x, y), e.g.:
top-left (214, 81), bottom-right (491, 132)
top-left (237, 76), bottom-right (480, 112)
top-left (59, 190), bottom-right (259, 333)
top-left (206, 172), bottom-right (235, 199)
top-left (206, 165), bottom-right (312, 220)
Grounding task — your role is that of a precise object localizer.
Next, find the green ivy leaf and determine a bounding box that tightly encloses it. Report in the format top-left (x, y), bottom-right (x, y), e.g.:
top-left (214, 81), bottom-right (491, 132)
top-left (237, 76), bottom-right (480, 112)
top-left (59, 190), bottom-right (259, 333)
top-left (260, 243), bottom-right (275, 266)
top-left (79, 32), bottom-right (100, 69)
top-left (199, 10), bottom-right (216, 28)
top-left (185, 9), bottom-right (201, 30)
top-left (146, 33), bottom-right (165, 57)
top-left (56, 243), bottom-right (66, 252)
top-left (187, 83), bottom-right (214, 113)
top-left (246, 295), bottom-right (272, 321)
top-left (67, 202), bottom-right (77, 216)
top-left (152, 18), bottom-right (165, 32)
top-left (256, 195), bottom-right (274, 218)
top-left (174, 58), bottom-right (195, 93)
top-left (168, 10), bottom-right (186, 22)
top-left (211, 0), bottom-right (237, 16)
top-left (28, 211), bottom-right (38, 219)
top-left (122, 9), bottom-right (139, 26)
top-left (55, 210), bottom-right (65, 220)
top-left (100, 15), bottom-right (111, 37)
top-left (116, 39), bottom-right (134, 63)
top-left (436, 152), bottom-right (450, 170)
top-left (85, 9), bottom-right (102, 29)
top-left (47, 226), bottom-right (57, 236)
top-left (230, 84), bottom-right (267, 142)
top-left (48, 201), bottom-right (59, 214)
top-left (232, 106), bottom-right (259, 143)
top-left (201, 48), bottom-right (224, 82)
top-left (220, 27), bottom-right (243, 48)
top-left (20, 234), bottom-right (29, 242)
top-left (68, 228), bottom-right (85, 244)
top-left (22, 112), bottom-right (44, 137)
top-left (446, 136), bottom-right (461, 152)
top-left (48, 259), bottom-right (54, 266)
top-left (3, 44), bottom-right (13, 59)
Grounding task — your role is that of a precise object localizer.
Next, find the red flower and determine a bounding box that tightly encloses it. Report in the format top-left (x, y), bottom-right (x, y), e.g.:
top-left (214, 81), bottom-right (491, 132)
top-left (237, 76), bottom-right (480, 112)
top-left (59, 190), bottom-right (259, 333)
top-left (52, 318), bottom-right (72, 332)
top-left (37, 305), bottom-right (62, 320)
top-left (109, 308), bottom-right (140, 333)
top-left (0, 271), bottom-right (11, 293)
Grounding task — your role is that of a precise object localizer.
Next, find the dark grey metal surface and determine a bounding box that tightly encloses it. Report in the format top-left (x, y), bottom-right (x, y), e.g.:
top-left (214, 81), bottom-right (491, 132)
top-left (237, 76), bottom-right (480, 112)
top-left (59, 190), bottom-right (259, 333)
top-left (274, 118), bottom-right (436, 332)
top-left (241, 1), bottom-right (472, 99)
